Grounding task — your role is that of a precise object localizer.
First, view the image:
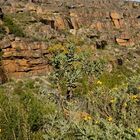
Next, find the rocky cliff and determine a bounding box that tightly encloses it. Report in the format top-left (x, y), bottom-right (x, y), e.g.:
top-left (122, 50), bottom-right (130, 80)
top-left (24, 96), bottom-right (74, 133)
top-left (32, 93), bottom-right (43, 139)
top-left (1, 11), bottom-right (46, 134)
top-left (0, 0), bottom-right (140, 80)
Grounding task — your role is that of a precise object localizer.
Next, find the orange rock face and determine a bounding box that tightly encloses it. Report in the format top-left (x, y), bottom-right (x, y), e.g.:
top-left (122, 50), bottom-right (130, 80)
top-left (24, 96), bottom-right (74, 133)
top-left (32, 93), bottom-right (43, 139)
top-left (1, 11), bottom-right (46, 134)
top-left (1, 39), bottom-right (50, 79)
top-left (116, 38), bottom-right (134, 46)
top-left (110, 12), bottom-right (122, 19)
top-left (0, 0), bottom-right (140, 79)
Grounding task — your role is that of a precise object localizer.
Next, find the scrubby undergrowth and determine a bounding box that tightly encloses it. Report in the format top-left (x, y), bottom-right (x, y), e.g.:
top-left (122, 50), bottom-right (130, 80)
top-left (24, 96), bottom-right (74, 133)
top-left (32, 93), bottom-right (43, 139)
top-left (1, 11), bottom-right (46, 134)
top-left (0, 73), bottom-right (140, 140)
top-left (0, 43), bottom-right (140, 140)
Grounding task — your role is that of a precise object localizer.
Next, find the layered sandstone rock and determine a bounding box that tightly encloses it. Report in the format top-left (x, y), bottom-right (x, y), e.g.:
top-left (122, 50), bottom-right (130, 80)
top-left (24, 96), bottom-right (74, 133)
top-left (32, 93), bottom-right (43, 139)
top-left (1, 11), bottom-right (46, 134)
top-left (0, 0), bottom-right (140, 79)
top-left (0, 37), bottom-right (51, 78)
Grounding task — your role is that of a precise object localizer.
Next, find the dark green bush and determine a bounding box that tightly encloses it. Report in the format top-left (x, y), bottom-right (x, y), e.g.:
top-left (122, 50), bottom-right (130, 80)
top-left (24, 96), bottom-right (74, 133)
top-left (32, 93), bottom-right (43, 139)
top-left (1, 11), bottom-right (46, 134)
top-left (3, 15), bottom-right (25, 37)
top-left (0, 26), bottom-right (6, 39)
top-left (0, 74), bottom-right (140, 140)
top-left (0, 84), bottom-right (45, 140)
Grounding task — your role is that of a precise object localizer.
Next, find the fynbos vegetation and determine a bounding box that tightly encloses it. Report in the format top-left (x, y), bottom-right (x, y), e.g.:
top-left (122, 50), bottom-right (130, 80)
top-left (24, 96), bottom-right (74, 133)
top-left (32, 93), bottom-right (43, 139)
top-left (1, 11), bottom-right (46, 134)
top-left (0, 42), bottom-right (140, 140)
top-left (0, 0), bottom-right (140, 140)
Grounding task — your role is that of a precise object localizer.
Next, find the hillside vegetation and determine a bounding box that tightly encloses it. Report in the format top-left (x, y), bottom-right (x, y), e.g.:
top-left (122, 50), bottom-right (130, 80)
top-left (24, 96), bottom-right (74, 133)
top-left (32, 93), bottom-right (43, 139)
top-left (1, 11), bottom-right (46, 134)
top-left (0, 43), bottom-right (140, 140)
top-left (0, 0), bottom-right (140, 140)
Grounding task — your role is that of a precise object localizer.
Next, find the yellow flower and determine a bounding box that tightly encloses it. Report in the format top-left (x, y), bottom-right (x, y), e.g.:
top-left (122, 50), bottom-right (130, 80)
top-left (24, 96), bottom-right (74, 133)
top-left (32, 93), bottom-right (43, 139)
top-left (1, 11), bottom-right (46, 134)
top-left (110, 98), bottom-right (116, 103)
top-left (83, 115), bottom-right (92, 121)
top-left (130, 95), bottom-right (139, 101)
top-left (137, 128), bottom-right (140, 133)
top-left (83, 116), bottom-right (88, 121)
top-left (95, 120), bottom-right (99, 124)
top-left (137, 86), bottom-right (140, 90)
top-left (88, 116), bottom-right (92, 120)
top-left (97, 81), bottom-right (102, 85)
top-left (108, 116), bottom-right (113, 122)
top-left (124, 102), bottom-right (127, 107)
top-left (131, 95), bottom-right (138, 99)
top-left (0, 129), bottom-right (1, 133)
top-left (117, 75), bottom-right (122, 77)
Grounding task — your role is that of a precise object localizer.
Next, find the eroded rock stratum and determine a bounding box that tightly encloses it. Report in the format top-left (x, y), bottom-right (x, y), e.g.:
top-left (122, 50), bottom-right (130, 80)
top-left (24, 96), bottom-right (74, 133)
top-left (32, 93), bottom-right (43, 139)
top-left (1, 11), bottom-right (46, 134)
top-left (0, 0), bottom-right (140, 80)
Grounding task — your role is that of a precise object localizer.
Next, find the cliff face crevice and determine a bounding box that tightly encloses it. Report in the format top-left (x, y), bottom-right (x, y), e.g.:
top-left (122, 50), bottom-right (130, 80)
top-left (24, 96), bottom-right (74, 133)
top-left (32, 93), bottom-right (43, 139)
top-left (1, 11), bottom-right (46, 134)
top-left (0, 0), bottom-right (140, 80)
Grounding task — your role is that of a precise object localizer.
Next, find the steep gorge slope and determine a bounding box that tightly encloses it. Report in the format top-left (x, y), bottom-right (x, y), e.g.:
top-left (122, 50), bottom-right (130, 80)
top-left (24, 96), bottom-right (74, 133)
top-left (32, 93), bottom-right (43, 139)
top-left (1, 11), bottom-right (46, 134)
top-left (0, 0), bottom-right (140, 80)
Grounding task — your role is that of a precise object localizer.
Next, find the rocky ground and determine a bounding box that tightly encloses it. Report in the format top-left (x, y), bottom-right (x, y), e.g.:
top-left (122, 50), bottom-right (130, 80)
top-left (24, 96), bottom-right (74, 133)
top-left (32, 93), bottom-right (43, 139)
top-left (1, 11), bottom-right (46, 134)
top-left (0, 0), bottom-right (140, 81)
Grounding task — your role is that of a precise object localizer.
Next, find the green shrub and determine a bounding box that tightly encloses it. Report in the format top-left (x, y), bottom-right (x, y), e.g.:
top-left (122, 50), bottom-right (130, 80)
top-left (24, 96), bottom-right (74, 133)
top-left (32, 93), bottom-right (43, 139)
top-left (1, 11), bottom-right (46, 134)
top-left (42, 74), bottom-right (140, 140)
top-left (0, 74), bottom-right (140, 140)
top-left (0, 84), bottom-right (45, 140)
top-left (0, 26), bottom-right (6, 39)
top-left (49, 43), bottom-right (105, 99)
top-left (3, 15), bottom-right (25, 37)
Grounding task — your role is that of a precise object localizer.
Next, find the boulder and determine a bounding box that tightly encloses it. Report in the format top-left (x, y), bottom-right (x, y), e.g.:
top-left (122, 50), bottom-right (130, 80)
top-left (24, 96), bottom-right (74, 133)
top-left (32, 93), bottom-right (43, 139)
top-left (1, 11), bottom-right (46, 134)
top-left (116, 38), bottom-right (134, 46)
top-left (110, 12), bottom-right (123, 19)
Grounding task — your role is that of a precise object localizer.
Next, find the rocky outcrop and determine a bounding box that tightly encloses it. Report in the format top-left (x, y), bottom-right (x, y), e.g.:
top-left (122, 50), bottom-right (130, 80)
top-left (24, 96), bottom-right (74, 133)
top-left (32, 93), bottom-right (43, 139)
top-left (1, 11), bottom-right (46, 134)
top-left (0, 0), bottom-right (140, 79)
top-left (20, 0), bottom-right (140, 46)
top-left (2, 0), bottom-right (140, 47)
top-left (0, 36), bottom-right (51, 78)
